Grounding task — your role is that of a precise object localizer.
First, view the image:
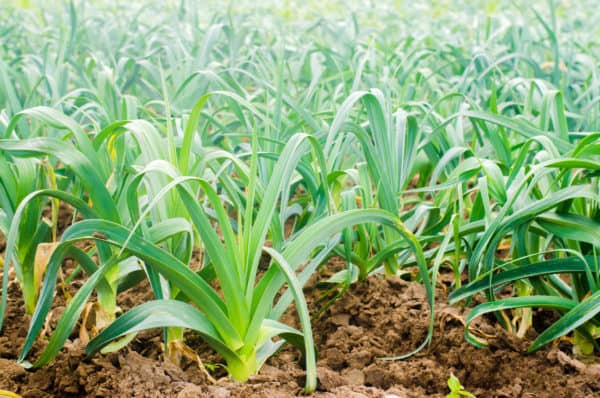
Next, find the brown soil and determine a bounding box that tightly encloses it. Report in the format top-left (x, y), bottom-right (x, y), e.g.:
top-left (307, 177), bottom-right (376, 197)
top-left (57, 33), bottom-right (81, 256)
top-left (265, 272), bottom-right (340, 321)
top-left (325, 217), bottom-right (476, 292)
top-left (2, 266), bottom-right (600, 398)
top-left (2, 206), bottom-right (600, 397)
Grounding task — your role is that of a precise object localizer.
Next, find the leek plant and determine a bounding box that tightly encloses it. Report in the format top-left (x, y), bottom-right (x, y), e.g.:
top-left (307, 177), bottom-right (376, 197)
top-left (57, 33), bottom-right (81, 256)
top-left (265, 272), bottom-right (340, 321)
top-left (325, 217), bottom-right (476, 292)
top-left (0, 155), bottom-right (53, 321)
top-left (448, 143), bottom-right (600, 352)
top-left (323, 88), bottom-right (434, 282)
top-left (0, 107), bottom-right (123, 331)
top-left (441, 78), bottom-right (600, 351)
top-left (17, 132), bottom-right (434, 392)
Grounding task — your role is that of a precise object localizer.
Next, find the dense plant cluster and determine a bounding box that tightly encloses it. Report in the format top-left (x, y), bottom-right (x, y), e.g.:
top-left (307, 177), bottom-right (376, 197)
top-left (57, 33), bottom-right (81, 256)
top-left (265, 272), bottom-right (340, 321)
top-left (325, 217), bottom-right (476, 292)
top-left (1, 0), bottom-right (599, 392)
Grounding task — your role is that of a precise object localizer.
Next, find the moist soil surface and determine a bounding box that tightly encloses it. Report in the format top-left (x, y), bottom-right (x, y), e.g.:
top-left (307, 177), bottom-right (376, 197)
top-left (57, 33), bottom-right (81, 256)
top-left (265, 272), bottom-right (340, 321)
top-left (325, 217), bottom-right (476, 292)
top-left (2, 270), bottom-right (600, 398)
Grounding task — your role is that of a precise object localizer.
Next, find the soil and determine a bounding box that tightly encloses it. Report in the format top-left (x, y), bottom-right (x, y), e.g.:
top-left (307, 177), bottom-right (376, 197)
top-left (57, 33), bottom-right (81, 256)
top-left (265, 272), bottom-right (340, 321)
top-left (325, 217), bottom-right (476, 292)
top-left (2, 209), bottom-right (600, 397)
top-left (2, 271), bottom-right (600, 397)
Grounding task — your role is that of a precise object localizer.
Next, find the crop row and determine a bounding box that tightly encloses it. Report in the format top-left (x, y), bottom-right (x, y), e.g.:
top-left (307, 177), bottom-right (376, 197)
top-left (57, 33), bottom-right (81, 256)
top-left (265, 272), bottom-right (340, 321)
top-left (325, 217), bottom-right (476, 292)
top-left (1, 1), bottom-right (599, 392)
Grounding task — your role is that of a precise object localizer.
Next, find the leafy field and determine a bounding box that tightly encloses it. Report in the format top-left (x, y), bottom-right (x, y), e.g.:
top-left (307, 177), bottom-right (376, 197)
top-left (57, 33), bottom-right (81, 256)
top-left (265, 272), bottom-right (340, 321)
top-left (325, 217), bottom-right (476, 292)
top-left (1, 0), bottom-right (600, 396)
